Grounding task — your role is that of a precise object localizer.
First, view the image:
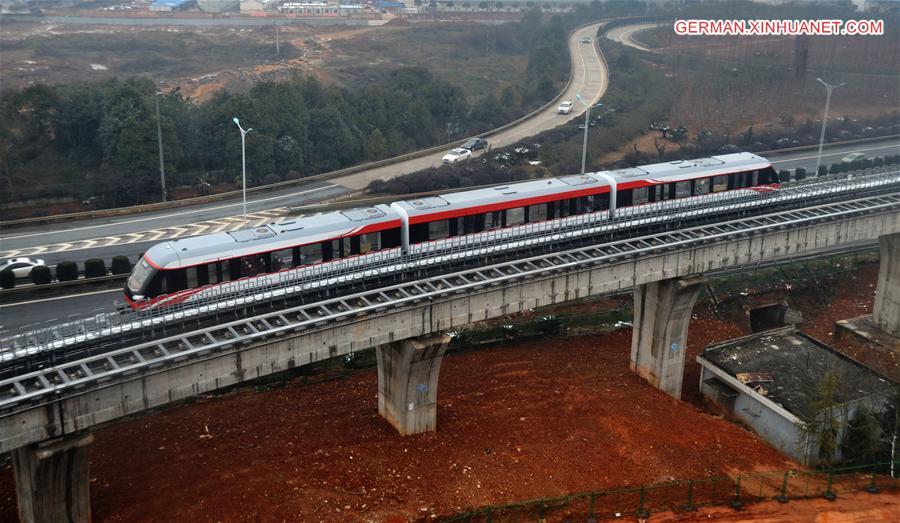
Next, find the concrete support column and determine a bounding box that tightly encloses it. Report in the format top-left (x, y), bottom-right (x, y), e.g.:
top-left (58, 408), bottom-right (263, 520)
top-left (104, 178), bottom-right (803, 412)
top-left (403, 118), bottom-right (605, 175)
top-left (376, 334), bottom-right (451, 436)
top-left (12, 433), bottom-right (94, 523)
top-left (873, 233), bottom-right (900, 337)
top-left (630, 275), bottom-right (707, 399)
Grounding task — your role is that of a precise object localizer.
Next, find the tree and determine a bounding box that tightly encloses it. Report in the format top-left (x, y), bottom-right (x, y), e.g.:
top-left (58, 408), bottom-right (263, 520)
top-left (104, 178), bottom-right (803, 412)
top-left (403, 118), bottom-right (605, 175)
top-left (367, 128), bottom-right (388, 160)
top-left (802, 372), bottom-right (845, 466)
top-left (840, 405), bottom-right (883, 465)
top-left (479, 0), bottom-right (488, 9)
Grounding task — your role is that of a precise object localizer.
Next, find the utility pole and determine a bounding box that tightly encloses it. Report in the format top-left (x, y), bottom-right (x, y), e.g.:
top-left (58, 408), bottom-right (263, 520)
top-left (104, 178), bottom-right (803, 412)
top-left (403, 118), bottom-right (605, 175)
top-left (233, 117), bottom-right (253, 219)
top-left (154, 92), bottom-right (166, 202)
top-left (814, 78), bottom-right (846, 176)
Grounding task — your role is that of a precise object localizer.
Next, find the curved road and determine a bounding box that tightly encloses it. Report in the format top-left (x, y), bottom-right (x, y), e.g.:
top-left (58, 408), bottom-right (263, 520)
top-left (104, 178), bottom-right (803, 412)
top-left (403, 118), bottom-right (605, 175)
top-left (604, 22), bottom-right (660, 53)
top-left (0, 23), bottom-right (608, 265)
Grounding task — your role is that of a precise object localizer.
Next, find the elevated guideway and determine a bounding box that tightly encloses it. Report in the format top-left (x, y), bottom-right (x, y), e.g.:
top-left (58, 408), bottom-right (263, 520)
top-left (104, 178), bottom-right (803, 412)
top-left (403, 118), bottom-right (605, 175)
top-left (2, 166), bottom-right (899, 522)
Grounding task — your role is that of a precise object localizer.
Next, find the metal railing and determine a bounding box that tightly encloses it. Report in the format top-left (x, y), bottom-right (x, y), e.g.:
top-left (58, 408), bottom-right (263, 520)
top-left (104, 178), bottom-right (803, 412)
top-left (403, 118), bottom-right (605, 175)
top-left (1, 165), bottom-right (898, 362)
top-left (0, 188), bottom-right (898, 410)
top-left (439, 461), bottom-right (900, 522)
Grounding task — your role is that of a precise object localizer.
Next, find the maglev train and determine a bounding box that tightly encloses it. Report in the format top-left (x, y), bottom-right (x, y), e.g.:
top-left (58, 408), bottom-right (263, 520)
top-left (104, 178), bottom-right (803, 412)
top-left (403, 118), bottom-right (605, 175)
top-left (125, 152), bottom-right (778, 310)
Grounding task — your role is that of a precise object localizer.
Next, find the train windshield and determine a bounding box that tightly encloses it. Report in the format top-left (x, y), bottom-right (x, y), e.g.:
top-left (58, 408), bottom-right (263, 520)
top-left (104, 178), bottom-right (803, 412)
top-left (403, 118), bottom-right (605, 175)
top-left (127, 258), bottom-right (154, 294)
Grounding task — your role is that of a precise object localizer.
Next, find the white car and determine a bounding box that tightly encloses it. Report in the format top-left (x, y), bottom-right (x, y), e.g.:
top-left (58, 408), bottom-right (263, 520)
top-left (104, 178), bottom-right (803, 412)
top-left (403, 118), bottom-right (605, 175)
top-left (0, 257), bottom-right (46, 278)
top-left (558, 101), bottom-right (574, 114)
top-left (841, 152), bottom-right (867, 164)
top-left (442, 148), bottom-right (472, 164)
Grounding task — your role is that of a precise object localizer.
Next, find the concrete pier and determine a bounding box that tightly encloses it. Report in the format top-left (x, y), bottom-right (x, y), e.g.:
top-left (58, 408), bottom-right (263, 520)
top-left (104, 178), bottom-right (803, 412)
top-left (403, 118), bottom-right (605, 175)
top-left (376, 334), bottom-right (451, 435)
top-left (630, 276), bottom-right (707, 399)
top-left (12, 433), bottom-right (94, 523)
top-left (873, 233), bottom-right (900, 337)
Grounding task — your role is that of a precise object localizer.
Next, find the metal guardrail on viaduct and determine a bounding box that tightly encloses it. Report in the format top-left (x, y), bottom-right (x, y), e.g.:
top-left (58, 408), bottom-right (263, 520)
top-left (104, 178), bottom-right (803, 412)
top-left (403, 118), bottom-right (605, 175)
top-left (2, 167), bottom-right (900, 522)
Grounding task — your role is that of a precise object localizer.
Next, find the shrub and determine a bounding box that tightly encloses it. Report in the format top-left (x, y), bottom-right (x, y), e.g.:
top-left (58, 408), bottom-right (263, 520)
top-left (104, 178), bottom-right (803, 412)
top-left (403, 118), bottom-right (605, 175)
top-left (830, 162), bottom-right (842, 174)
top-left (0, 270), bottom-right (15, 289)
top-left (30, 265), bottom-right (52, 285)
top-left (778, 170), bottom-right (791, 182)
top-left (55, 261), bottom-right (78, 282)
top-left (795, 167), bottom-right (806, 180)
top-left (84, 258), bottom-right (107, 278)
top-left (111, 256), bottom-right (132, 275)
top-left (873, 157), bottom-right (884, 167)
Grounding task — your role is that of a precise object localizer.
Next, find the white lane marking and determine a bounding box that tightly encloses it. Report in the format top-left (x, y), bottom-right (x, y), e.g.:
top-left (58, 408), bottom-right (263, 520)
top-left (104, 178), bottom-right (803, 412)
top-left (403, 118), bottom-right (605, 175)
top-left (2, 184), bottom-right (335, 241)
top-left (0, 288), bottom-right (119, 309)
top-left (0, 208), bottom-right (285, 258)
top-left (770, 145), bottom-right (899, 164)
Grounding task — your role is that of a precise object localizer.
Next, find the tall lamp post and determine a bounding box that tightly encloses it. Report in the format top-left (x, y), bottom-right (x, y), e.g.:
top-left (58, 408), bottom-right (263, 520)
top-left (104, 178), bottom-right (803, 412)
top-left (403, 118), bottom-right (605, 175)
top-left (232, 117), bottom-right (253, 219)
top-left (814, 78), bottom-right (846, 176)
top-left (154, 91), bottom-right (166, 202)
top-left (575, 93), bottom-right (602, 175)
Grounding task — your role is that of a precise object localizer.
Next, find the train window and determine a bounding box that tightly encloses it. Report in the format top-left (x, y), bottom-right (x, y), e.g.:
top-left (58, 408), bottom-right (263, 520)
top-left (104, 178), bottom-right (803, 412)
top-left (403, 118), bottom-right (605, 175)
top-left (712, 175), bottom-right (728, 192)
top-left (206, 263), bottom-right (218, 284)
top-left (381, 228), bottom-right (402, 248)
top-left (655, 184), bottom-right (671, 201)
top-left (241, 255), bottom-right (266, 277)
top-left (675, 181), bottom-right (691, 198)
top-left (296, 243), bottom-right (322, 265)
top-left (694, 178), bottom-right (710, 195)
top-left (485, 211), bottom-right (502, 230)
top-left (574, 196), bottom-right (596, 214)
top-left (429, 220), bottom-right (450, 240)
top-left (751, 170), bottom-right (759, 185)
top-left (529, 203), bottom-right (548, 222)
top-left (507, 207), bottom-right (525, 226)
top-left (166, 270), bottom-right (187, 293)
top-left (271, 249), bottom-right (291, 271)
top-left (359, 233), bottom-right (380, 254)
top-left (633, 187), bottom-right (649, 205)
top-left (186, 267), bottom-right (199, 288)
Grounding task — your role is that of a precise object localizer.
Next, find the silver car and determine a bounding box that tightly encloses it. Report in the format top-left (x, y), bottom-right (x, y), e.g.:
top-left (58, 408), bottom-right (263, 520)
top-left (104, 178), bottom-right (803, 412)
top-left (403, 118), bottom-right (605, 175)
top-left (0, 257), bottom-right (46, 278)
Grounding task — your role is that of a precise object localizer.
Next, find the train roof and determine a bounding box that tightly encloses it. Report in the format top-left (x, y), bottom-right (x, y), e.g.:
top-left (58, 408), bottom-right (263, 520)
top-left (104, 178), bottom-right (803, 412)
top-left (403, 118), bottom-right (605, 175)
top-left (392, 173), bottom-right (610, 219)
top-left (395, 152), bottom-right (771, 218)
top-left (610, 152), bottom-right (770, 184)
top-left (144, 204), bottom-right (400, 269)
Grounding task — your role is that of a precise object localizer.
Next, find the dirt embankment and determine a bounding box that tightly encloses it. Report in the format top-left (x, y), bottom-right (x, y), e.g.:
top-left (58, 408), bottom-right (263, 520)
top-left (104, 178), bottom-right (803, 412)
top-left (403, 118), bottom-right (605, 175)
top-left (0, 263), bottom-right (891, 522)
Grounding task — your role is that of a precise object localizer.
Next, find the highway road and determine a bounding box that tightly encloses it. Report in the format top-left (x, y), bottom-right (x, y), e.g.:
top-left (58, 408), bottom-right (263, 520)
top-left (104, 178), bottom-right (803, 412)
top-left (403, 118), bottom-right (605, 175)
top-left (2, 20), bottom-right (898, 336)
top-left (604, 22), bottom-right (660, 53)
top-left (0, 23), bottom-right (607, 265)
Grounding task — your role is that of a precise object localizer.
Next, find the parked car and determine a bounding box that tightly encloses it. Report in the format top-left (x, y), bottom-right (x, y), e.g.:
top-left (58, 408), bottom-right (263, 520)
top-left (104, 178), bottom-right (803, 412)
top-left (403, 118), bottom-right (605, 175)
top-left (558, 101), bottom-right (574, 115)
top-left (0, 257), bottom-right (46, 278)
top-left (442, 148), bottom-right (472, 164)
top-left (461, 137), bottom-right (489, 151)
top-left (581, 37), bottom-right (592, 44)
top-left (841, 152), bottom-right (867, 164)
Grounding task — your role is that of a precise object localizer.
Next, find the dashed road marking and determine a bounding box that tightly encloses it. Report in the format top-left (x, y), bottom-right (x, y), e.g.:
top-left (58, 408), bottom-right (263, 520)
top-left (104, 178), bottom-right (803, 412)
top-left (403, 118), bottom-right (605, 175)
top-left (0, 208), bottom-right (290, 259)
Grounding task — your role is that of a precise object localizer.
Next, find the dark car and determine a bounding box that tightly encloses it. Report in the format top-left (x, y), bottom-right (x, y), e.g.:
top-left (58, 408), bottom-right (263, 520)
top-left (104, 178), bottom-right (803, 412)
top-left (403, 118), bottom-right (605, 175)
top-left (461, 137), bottom-right (488, 151)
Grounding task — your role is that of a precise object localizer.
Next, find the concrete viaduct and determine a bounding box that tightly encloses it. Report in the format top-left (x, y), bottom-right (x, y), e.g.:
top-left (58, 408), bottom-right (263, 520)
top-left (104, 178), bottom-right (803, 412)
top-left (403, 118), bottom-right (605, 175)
top-left (3, 195), bottom-right (900, 522)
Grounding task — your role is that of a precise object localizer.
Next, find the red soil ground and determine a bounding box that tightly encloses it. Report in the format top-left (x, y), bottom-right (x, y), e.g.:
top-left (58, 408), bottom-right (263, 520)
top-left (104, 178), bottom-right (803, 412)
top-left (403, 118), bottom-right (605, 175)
top-left (0, 263), bottom-right (894, 522)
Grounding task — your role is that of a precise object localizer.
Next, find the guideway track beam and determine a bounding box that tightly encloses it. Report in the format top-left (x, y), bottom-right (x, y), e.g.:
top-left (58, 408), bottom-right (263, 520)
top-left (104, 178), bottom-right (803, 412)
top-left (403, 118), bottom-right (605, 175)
top-left (0, 191), bottom-right (898, 413)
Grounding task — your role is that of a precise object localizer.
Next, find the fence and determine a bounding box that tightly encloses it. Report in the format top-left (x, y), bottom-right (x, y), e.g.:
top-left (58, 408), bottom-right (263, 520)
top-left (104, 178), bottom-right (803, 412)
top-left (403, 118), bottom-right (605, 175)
top-left (1, 165), bottom-right (898, 359)
top-left (439, 461), bottom-right (900, 522)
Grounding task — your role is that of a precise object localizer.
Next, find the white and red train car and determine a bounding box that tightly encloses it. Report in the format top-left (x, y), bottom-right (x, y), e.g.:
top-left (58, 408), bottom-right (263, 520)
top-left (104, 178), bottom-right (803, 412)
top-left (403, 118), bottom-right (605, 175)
top-left (125, 152), bottom-right (777, 309)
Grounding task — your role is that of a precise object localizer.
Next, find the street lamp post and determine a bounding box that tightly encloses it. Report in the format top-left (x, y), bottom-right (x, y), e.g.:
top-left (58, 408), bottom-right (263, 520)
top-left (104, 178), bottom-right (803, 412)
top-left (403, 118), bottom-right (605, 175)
top-left (814, 78), bottom-right (846, 176)
top-left (154, 92), bottom-right (166, 202)
top-left (576, 93), bottom-right (602, 175)
top-left (232, 117), bottom-right (253, 219)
